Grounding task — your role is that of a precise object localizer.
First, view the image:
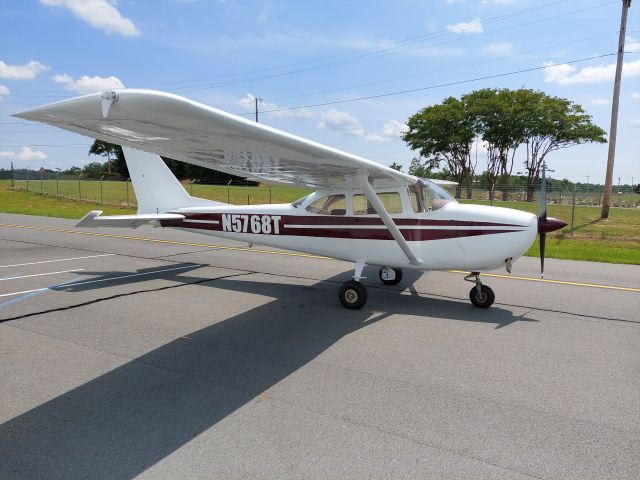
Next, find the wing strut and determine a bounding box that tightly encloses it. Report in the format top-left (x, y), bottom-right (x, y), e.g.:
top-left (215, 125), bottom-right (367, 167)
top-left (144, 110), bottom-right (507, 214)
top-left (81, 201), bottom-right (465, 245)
top-left (360, 177), bottom-right (423, 266)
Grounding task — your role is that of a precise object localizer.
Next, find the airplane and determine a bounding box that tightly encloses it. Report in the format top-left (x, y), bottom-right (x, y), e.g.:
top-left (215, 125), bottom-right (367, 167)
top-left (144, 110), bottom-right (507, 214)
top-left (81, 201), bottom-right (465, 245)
top-left (14, 89), bottom-right (566, 310)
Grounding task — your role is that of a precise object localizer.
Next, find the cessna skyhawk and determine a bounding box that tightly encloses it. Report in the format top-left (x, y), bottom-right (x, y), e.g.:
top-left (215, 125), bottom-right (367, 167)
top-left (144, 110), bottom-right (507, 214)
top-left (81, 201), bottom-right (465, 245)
top-left (15, 90), bottom-right (566, 309)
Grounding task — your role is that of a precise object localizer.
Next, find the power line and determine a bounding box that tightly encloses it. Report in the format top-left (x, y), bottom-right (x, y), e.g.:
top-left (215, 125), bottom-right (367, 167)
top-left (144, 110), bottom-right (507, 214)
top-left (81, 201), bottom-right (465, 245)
top-left (233, 52), bottom-right (628, 116)
top-left (170, 1), bottom-right (618, 94)
top-left (235, 31), bottom-right (618, 108)
top-left (3, 51), bottom-right (630, 151)
top-left (6, 0), bottom-right (612, 97)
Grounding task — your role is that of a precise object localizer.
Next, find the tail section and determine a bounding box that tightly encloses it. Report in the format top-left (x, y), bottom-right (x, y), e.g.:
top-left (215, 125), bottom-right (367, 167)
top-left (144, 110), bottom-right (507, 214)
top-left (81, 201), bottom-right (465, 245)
top-left (122, 146), bottom-right (223, 214)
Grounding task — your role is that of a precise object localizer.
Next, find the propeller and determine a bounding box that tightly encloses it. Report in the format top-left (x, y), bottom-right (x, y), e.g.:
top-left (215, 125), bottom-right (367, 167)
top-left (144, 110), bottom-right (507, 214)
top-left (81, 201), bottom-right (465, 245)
top-left (537, 161), bottom-right (567, 278)
top-left (539, 162), bottom-right (547, 278)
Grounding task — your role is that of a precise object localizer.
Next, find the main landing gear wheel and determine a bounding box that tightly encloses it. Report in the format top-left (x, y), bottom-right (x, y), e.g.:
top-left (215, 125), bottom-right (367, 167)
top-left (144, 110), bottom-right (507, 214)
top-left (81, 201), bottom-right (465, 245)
top-left (469, 285), bottom-right (495, 309)
top-left (339, 280), bottom-right (368, 309)
top-left (379, 267), bottom-right (403, 286)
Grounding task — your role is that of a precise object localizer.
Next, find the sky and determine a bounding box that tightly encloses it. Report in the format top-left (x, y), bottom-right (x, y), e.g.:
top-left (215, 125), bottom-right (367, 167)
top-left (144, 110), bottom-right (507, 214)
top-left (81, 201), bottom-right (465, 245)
top-left (0, 0), bottom-right (638, 184)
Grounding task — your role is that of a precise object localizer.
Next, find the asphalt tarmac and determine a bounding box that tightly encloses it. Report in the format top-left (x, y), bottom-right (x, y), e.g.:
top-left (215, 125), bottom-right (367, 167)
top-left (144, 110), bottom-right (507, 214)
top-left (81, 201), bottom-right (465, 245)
top-left (1, 212), bottom-right (638, 479)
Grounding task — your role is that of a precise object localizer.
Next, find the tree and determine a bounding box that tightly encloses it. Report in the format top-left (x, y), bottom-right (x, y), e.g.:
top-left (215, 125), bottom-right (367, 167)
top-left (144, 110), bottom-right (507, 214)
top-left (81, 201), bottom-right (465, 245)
top-left (407, 157), bottom-right (434, 178)
top-left (88, 140), bottom-right (246, 182)
top-left (403, 97), bottom-right (475, 198)
top-left (89, 140), bottom-right (128, 178)
top-left (464, 88), bottom-right (526, 201)
top-left (515, 90), bottom-right (606, 201)
top-left (82, 161), bottom-right (105, 178)
top-left (389, 161), bottom-right (403, 172)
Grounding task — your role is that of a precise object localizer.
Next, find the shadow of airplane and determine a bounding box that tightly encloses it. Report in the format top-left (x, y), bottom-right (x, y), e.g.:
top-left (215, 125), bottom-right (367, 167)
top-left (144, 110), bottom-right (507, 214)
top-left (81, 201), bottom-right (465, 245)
top-left (0, 266), bottom-right (535, 479)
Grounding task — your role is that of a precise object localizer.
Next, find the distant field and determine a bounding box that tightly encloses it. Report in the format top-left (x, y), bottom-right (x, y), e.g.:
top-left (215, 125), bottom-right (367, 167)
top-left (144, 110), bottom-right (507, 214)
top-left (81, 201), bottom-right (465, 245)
top-left (1, 183), bottom-right (639, 265)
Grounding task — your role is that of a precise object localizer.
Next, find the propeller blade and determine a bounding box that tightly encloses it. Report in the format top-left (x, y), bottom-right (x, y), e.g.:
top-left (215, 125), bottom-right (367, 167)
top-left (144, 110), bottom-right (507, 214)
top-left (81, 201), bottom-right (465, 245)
top-left (539, 162), bottom-right (547, 222)
top-left (540, 232), bottom-right (546, 278)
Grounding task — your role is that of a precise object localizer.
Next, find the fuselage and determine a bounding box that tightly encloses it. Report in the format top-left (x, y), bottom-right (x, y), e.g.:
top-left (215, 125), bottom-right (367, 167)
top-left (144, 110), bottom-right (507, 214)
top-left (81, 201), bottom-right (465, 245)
top-left (161, 200), bottom-right (537, 272)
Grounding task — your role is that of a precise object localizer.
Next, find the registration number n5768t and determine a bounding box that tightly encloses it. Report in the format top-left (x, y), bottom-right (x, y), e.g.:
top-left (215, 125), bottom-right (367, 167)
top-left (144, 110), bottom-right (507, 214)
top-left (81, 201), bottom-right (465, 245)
top-left (221, 214), bottom-right (282, 234)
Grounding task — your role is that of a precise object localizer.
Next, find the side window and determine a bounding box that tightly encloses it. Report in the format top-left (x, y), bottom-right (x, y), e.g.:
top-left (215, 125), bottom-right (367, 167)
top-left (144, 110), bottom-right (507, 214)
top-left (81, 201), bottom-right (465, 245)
top-left (352, 194), bottom-right (373, 215)
top-left (305, 194), bottom-right (346, 215)
top-left (353, 192), bottom-right (403, 215)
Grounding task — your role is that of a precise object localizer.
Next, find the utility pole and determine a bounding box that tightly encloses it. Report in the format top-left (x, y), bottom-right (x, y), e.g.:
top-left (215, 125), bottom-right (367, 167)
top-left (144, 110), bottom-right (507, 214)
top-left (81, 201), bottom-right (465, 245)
top-left (10, 161), bottom-right (14, 188)
top-left (255, 97), bottom-right (263, 123)
top-left (601, 0), bottom-right (632, 219)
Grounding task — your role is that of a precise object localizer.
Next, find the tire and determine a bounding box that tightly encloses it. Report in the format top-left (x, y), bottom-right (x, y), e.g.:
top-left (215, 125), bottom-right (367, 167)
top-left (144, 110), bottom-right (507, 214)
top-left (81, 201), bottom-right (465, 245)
top-left (339, 280), bottom-right (368, 309)
top-left (379, 267), bottom-right (403, 286)
top-left (469, 285), bottom-right (495, 309)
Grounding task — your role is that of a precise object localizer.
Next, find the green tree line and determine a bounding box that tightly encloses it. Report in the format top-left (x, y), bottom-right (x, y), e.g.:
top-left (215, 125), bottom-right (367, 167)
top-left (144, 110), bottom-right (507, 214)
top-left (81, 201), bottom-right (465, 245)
top-left (400, 88), bottom-right (607, 200)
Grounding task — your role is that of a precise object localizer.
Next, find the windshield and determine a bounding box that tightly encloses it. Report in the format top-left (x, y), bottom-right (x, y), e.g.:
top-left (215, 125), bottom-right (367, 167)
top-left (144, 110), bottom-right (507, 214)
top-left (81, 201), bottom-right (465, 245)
top-left (291, 194), bottom-right (311, 208)
top-left (418, 179), bottom-right (456, 211)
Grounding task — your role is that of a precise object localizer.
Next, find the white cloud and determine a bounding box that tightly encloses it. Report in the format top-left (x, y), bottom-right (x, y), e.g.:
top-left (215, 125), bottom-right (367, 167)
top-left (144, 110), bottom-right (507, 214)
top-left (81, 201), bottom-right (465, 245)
top-left (632, 92), bottom-right (640, 100)
top-left (627, 36), bottom-right (640, 53)
top-left (590, 97), bottom-right (610, 106)
top-left (316, 112), bottom-right (407, 142)
top-left (236, 93), bottom-right (313, 119)
top-left (446, 18), bottom-right (483, 34)
top-left (382, 119), bottom-right (408, 138)
top-left (40, 0), bottom-right (140, 37)
top-left (482, 42), bottom-right (513, 56)
top-left (0, 146), bottom-right (48, 161)
top-left (317, 109), bottom-right (365, 137)
top-left (0, 60), bottom-right (47, 80)
top-left (365, 121), bottom-right (407, 142)
top-left (543, 59), bottom-right (640, 85)
top-left (0, 85), bottom-right (9, 100)
top-left (481, 0), bottom-right (516, 5)
top-left (53, 73), bottom-right (125, 94)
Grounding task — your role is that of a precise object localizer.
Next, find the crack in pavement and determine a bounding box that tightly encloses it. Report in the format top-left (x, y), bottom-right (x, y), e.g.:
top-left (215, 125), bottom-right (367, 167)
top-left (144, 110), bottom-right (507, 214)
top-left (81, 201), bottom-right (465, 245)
top-left (0, 271), bottom-right (256, 323)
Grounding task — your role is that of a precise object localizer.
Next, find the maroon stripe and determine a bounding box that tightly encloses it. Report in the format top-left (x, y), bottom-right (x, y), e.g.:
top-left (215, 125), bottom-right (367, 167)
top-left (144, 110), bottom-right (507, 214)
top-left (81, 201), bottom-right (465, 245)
top-left (170, 212), bottom-right (528, 228)
top-left (164, 219), bottom-right (524, 241)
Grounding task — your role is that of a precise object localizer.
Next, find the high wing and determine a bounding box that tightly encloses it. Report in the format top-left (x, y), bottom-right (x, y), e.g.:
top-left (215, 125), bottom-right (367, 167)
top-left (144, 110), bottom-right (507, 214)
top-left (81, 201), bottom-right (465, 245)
top-left (14, 89), bottom-right (417, 189)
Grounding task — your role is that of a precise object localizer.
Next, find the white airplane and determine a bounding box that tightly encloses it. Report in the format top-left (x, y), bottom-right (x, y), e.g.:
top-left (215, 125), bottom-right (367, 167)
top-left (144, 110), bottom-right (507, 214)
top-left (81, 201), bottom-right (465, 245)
top-left (15, 90), bottom-right (566, 309)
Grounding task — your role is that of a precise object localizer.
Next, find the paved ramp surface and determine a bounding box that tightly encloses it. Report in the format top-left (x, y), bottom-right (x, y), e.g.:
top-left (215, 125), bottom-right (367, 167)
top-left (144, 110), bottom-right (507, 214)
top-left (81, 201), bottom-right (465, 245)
top-left (1, 213), bottom-right (638, 480)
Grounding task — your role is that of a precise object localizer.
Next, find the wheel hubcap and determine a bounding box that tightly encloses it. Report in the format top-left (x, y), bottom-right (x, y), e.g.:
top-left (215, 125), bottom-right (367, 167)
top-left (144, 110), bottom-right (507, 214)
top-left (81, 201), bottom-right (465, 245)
top-left (476, 292), bottom-right (487, 302)
top-left (345, 289), bottom-right (358, 303)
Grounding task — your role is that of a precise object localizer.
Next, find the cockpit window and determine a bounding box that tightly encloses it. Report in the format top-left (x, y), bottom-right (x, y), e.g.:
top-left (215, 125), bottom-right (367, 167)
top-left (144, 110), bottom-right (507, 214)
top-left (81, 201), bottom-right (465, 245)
top-left (291, 194), bottom-right (310, 208)
top-left (418, 179), bottom-right (456, 211)
top-left (305, 194), bottom-right (347, 215)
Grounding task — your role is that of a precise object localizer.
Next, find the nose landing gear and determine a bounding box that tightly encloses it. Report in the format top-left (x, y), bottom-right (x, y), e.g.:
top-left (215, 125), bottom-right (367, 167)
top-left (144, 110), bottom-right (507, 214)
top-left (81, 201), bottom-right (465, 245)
top-left (464, 272), bottom-right (495, 308)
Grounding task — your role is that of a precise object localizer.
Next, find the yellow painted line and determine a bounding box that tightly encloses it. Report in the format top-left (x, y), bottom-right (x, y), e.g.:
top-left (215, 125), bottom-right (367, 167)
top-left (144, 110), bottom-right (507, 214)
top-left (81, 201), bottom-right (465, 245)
top-left (1, 222), bottom-right (637, 293)
top-left (0, 223), bottom-right (330, 260)
top-left (447, 270), bottom-right (640, 293)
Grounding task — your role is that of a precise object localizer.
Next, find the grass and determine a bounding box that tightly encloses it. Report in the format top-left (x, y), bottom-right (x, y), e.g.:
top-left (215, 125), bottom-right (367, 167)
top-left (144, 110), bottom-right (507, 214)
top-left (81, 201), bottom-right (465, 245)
top-left (1, 183), bottom-right (638, 265)
top-left (0, 185), bottom-right (136, 219)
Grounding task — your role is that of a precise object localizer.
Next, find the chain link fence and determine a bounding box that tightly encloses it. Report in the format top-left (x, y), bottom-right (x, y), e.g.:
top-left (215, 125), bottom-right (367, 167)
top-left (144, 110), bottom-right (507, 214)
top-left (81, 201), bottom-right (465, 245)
top-left (7, 175), bottom-right (311, 207)
top-left (6, 174), bottom-right (640, 209)
top-left (441, 184), bottom-right (639, 208)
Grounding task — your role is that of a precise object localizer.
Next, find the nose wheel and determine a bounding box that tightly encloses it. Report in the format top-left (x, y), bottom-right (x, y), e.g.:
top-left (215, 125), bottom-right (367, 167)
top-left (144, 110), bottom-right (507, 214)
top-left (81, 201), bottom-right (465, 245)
top-left (464, 272), bottom-right (495, 308)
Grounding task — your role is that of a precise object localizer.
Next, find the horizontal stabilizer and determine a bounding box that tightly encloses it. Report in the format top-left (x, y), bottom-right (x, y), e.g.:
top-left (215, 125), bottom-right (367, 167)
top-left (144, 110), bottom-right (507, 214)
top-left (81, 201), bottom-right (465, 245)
top-left (76, 210), bottom-right (185, 229)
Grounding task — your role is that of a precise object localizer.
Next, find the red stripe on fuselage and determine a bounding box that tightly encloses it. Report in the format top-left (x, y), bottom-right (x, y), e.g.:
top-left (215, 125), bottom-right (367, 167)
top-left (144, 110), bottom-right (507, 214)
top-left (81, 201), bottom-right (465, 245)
top-left (161, 213), bottom-right (526, 241)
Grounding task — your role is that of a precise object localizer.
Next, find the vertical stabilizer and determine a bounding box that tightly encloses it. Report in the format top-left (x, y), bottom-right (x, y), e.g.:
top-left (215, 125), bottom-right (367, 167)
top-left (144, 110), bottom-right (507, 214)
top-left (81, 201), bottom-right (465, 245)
top-left (122, 146), bottom-right (223, 213)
